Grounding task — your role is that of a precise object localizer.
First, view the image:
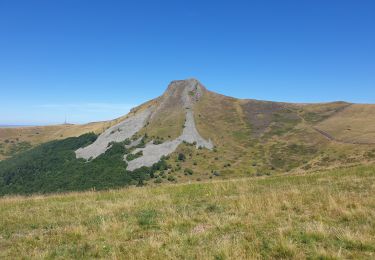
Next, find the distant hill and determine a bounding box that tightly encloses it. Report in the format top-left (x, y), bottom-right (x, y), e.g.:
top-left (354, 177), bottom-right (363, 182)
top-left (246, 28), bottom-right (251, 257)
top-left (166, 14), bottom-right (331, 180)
top-left (1, 79), bottom-right (375, 195)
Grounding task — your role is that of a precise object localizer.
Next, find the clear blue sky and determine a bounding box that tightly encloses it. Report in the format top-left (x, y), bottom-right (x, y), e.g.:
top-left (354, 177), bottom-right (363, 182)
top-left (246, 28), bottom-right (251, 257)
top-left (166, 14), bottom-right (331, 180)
top-left (1, 0), bottom-right (374, 125)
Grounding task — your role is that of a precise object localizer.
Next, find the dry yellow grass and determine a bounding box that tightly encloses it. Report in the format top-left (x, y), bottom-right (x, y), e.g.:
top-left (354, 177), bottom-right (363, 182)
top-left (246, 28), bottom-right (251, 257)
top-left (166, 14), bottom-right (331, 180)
top-left (316, 104), bottom-right (375, 144)
top-left (0, 100), bottom-right (157, 160)
top-left (0, 165), bottom-right (374, 259)
top-left (0, 115), bottom-right (131, 145)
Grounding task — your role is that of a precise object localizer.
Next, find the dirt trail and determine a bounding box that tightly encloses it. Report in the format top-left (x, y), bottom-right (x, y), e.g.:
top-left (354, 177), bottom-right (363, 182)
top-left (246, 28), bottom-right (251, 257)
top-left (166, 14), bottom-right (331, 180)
top-left (312, 127), bottom-right (374, 145)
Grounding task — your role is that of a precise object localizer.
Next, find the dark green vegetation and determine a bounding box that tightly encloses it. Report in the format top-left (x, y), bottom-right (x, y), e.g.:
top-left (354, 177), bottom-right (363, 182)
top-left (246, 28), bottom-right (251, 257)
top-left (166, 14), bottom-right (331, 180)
top-left (0, 133), bottom-right (167, 196)
top-left (0, 140), bottom-right (32, 157)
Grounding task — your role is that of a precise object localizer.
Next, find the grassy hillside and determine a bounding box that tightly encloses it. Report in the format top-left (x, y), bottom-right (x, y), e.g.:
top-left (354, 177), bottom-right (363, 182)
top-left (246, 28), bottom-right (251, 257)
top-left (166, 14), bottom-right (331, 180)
top-left (0, 113), bottom-right (136, 161)
top-left (190, 90), bottom-right (375, 176)
top-left (316, 104), bottom-right (375, 144)
top-left (0, 165), bottom-right (374, 259)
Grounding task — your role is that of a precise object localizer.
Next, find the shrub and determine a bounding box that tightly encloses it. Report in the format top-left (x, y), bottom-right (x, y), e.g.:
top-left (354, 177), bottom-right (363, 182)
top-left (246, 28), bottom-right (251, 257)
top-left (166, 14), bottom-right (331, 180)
top-left (153, 139), bottom-right (163, 145)
top-left (184, 168), bottom-right (193, 175)
top-left (213, 171), bottom-right (220, 176)
top-left (178, 153), bottom-right (186, 161)
top-left (135, 137), bottom-right (146, 148)
top-left (126, 151), bottom-right (143, 161)
top-left (167, 176), bottom-right (176, 182)
top-left (154, 178), bottom-right (162, 184)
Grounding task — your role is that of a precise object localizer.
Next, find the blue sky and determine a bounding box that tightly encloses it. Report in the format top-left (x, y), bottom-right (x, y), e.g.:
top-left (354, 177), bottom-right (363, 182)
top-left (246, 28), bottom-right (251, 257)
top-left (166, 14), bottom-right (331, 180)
top-left (0, 0), bottom-right (374, 125)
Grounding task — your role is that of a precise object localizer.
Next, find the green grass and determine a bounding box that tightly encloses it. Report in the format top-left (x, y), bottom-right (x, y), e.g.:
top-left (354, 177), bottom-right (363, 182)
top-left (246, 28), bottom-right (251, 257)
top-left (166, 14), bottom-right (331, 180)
top-left (0, 165), bottom-right (374, 259)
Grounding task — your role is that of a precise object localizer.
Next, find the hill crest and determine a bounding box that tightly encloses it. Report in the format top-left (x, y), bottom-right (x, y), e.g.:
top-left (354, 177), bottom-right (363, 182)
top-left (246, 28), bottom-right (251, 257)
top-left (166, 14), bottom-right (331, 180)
top-left (75, 79), bottom-right (213, 170)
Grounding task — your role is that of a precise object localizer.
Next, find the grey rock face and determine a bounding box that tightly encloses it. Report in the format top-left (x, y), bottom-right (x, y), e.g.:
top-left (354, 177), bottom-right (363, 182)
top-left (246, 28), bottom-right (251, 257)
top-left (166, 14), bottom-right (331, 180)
top-left (126, 79), bottom-right (212, 171)
top-left (75, 78), bottom-right (213, 170)
top-left (126, 140), bottom-right (181, 170)
top-left (75, 107), bottom-right (153, 160)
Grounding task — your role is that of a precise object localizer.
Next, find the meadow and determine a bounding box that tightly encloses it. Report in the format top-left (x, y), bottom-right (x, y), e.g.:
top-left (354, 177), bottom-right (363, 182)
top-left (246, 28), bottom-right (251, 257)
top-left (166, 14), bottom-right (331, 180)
top-left (0, 165), bottom-right (374, 259)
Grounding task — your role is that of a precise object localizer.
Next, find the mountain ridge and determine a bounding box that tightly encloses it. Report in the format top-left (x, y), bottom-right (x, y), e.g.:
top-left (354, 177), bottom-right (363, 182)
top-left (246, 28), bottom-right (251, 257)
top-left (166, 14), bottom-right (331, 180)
top-left (1, 78), bottom-right (375, 195)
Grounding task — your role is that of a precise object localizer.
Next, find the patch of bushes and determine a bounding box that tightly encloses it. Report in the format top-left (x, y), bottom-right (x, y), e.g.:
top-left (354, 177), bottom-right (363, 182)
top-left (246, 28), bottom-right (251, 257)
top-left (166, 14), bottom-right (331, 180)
top-left (167, 176), bottom-right (176, 182)
top-left (135, 136), bottom-right (147, 148)
top-left (153, 136), bottom-right (164, 145)
top-left (184, 168), bottom-right (193, 175)
top-left (126, 151), bottom-right (143, 161)
top-left (178, 153), bottom-right (186, 161)
top-left (0, 133), bottom-right (170, 196)
top-left (154, 177), bottom-right (162, 184)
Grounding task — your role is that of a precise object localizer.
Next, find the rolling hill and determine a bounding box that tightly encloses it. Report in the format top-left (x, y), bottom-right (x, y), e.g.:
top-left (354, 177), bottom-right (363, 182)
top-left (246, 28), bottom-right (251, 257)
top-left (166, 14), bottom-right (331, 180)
top-left (0, 78), bottom-right (374, 195)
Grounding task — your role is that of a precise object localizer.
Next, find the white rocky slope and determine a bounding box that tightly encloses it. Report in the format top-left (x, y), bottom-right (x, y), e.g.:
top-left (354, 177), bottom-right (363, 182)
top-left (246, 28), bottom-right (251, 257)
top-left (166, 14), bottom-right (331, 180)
top-left (75, 78), bottom-right (213, 170)
top-left (75, 107), bottom-right (153, 160)
top-left (126, 109), bottom-right (213, 170)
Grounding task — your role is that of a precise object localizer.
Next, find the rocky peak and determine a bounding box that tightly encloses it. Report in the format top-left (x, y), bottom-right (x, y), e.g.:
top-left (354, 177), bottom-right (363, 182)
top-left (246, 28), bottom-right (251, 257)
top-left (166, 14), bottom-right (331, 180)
top-left (161, 78), bottom-right (206, 109)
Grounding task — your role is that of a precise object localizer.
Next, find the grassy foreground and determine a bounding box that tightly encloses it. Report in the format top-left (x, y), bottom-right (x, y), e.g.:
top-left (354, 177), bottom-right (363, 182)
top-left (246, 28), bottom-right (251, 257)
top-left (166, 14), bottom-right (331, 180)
top-left (1, 166), bottom-right (374, 259)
